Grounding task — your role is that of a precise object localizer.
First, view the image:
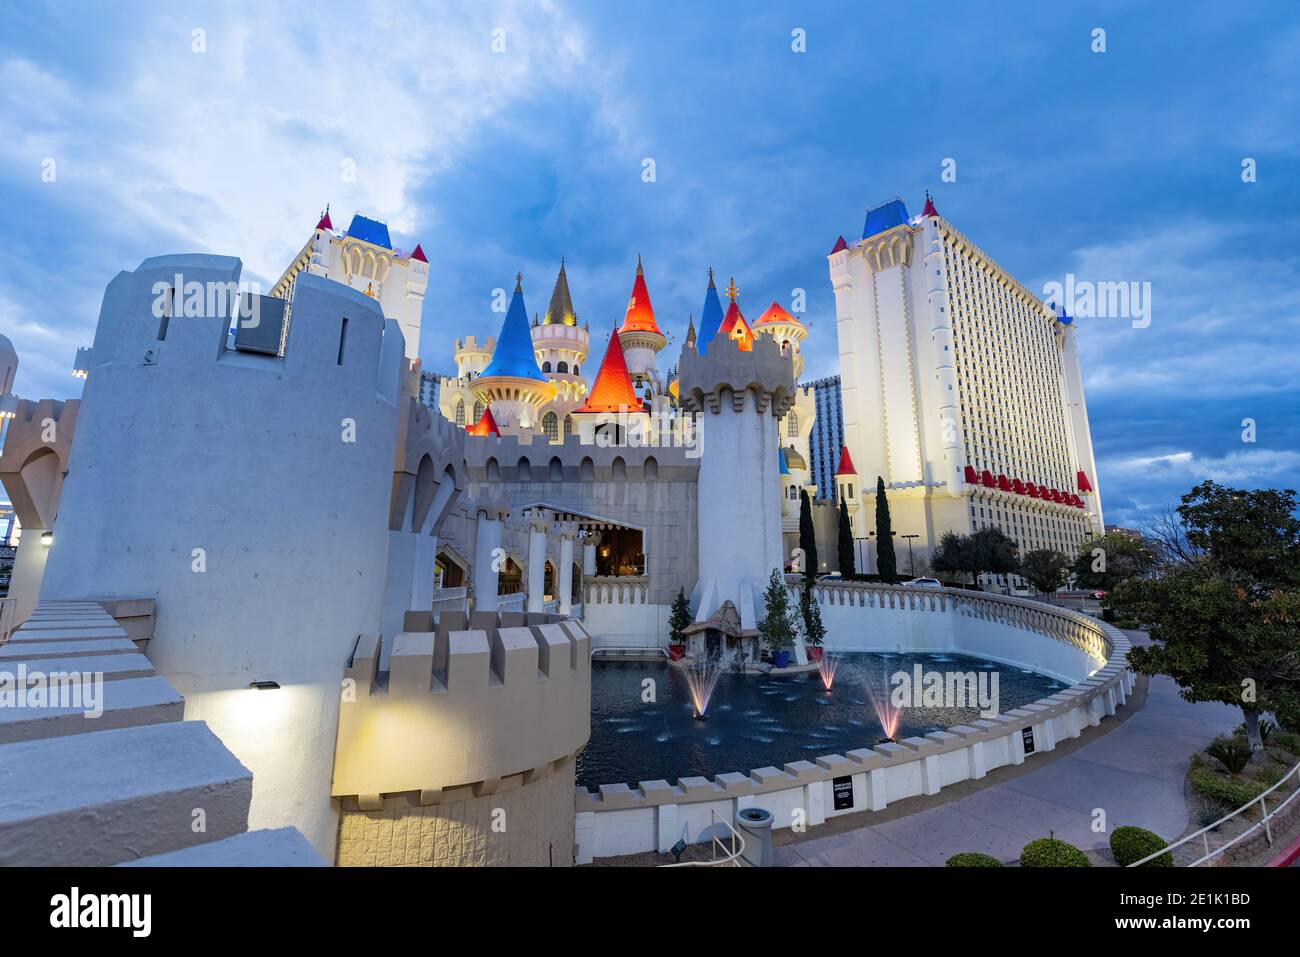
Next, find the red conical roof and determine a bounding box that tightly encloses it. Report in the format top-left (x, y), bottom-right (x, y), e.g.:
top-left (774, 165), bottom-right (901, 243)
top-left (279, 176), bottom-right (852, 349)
top-left (410, 243), bottom-right (427, 263)
top-left (716, 301), bottom-right (754, 351)
top-left (830, 235), bottom-right (848, 254)
top-left (466, 406), bottom-right (500, 436)
top-left (921, 192), bottom-right (938, 218)
top-left (575, 329), bottom-right (642, 414)
top-left (619, 255), bottom-right (661, 335)
top-left (754, 301), bottom-right (803, 328)
top-left (835, 445), bottom-right (857, 476)
top-left (316, 209), bottom-right (334, 231)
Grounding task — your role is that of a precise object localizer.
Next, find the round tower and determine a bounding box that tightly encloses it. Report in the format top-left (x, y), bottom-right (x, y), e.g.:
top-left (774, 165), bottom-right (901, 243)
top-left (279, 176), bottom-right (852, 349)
top-left (920, 191), bottom-right (965, 498)
top-left (752, 301), bottom-right (808, 378)
top-left (471, 274), bottom-right (557, 432)
top-left (677, 307), bottom-right (796, 632)
top-left (618, 255), bottom-right (666, 386)
top-left (530, 260), bottom-right (590, 439)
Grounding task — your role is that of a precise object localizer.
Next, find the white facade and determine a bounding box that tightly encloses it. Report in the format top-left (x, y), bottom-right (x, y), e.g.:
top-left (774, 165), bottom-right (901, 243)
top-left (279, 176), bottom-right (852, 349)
top-left (39, 256), bottom-right (404, 858)
top-left (829, 200), bottom-right (1102, 573)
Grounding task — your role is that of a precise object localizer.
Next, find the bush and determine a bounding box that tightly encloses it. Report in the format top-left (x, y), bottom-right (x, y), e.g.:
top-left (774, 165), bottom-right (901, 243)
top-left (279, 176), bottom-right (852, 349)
top-left (1272, 730), bottom-right (1300, 756)
top-left (1112, 619), bottom-right (1141, 630)
top-left (1110, 826), bottom-right (1172, 867)
top-left (1190, 797), bottom-right (1225, 829)
top-left (1206, 737), bottom-right (1253, 775)
top-left (1189, 759), bottom-right (1271, 809)
top-left (1020, 837), bottom-right (1090, 867)
top-left (945, 852), bottom-right (1002, 867)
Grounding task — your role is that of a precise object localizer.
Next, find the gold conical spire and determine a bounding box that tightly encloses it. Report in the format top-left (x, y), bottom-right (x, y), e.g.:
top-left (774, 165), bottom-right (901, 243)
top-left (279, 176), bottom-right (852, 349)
top-left (542, 259), bottom-right (577, 326)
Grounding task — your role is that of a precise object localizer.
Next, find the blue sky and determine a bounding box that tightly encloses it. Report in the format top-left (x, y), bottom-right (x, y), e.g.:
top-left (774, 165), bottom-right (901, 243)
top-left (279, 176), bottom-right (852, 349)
top-left (1, 0), bottom-right (1297, 528)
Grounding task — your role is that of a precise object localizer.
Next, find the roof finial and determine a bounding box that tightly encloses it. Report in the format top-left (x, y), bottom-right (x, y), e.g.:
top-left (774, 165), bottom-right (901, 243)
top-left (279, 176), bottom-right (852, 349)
top-left (515, 272), bottom-right (523, 293)
top-left (724, 277), bottom-right (739, 303)
top-left (707, 266), bottom-right (715, 288)
top-left (636, 253), bottom-right (644, 277)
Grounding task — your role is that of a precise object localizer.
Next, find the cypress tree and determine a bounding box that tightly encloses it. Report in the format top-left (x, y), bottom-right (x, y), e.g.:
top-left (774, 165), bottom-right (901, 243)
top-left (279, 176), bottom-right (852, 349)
top-left (875, 475), bottom-right (897, 583)
top-left (798, 488), bottom-right (818, 583)
top-left (837, 497), bottom-right (856, 578)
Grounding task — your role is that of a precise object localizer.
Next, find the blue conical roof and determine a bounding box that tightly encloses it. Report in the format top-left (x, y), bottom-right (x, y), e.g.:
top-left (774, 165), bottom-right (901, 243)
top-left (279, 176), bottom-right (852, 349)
top-left (481, 277), bottom-right (545, 381)
top-left (778, 447), bottom-right (790, 475)
top-left (862, 198), bottom-right (910, 240)
top-left (696, 269), bottom-right (725, 355)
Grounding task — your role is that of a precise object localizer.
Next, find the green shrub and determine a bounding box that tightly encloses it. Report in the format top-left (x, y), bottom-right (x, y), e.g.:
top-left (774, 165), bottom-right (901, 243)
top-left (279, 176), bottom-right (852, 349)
top-left (1190, 797), bottom-right (1225, 829)
top-left (945, 852), bottom-right (1002, 867)
top-left (1206, 737), bottom-right (1252, 775)
top-left (1112, 619), bottom-right (1141, 630)
top-left (1110, 826), bottom-right (1172, 867)
top-left (1189, 762), bottom-right (1270, 809)
top-left (1270, 730), bottom-right (1300, 756)
top-left (1020, 837), bottom-right (1090, 867)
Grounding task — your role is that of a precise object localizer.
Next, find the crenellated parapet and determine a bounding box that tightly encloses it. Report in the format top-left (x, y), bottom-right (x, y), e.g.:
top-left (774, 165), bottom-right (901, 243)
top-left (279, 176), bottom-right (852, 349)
top-left (677, 333), bottom-right (796, 418)
top-left (388, 393), bottom-right (467, 534)
top-left (462, 432), bottom-right (699, 484)
top-left (0, 398), bottom-right (80, 529)
top-left (331, 611), bottom-right (592, 803)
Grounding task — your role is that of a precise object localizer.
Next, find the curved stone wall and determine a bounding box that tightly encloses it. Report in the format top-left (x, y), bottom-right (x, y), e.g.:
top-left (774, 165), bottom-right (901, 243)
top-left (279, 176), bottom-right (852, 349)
top-left (576, 589), bottom-right (1131, 862)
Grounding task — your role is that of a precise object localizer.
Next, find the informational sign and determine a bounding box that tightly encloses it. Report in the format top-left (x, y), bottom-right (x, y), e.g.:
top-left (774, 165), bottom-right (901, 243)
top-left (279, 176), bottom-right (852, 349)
top-left (832, 775), bottom-right (854, 811)
top-left (1022, 726), bottom-right (1036, 755)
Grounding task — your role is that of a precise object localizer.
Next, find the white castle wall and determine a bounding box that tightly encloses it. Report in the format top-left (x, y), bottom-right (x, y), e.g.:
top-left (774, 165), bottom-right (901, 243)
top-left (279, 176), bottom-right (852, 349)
top-left (39, 256), bottom-right (404, 858)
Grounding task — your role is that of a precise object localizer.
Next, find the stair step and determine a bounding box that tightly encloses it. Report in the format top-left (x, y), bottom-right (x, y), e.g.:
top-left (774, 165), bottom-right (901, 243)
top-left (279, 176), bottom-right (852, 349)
top-left (0, 675), bottom-right (183, 745)
top-left (2, 652), bottom-right (155, 682)
top-left (10, 624), bottom-right (128, 641)
top-left (117, 827), bottom-right (326, 867)
top-left (0, 721), bottom-right (252, 866)
top-left (0, 638), bottom-right (138, 661)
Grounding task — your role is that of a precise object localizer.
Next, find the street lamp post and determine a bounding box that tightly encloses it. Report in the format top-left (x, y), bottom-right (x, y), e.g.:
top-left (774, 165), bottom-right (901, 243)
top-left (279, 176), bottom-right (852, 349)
top-left (901, 533), bottom-right (919, 577)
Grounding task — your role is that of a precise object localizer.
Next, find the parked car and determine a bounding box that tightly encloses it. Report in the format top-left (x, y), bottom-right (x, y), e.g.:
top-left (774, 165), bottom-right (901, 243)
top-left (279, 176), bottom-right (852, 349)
top-left (816, 572), bottom-right (843, 581)
top-left (902, 577), bottom-right (943, 588)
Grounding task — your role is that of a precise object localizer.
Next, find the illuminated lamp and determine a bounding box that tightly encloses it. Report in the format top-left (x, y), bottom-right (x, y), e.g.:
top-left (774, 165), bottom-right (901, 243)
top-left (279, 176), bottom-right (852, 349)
top-left (40, 531), bottom-right (53, 546)
top-left (249, 680), bottom-right (281, 691)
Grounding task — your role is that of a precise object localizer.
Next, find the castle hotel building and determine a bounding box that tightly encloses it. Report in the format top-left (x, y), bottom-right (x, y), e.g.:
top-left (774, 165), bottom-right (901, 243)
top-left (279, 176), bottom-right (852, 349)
top-left (829, 195), bottom-right (1102, 581)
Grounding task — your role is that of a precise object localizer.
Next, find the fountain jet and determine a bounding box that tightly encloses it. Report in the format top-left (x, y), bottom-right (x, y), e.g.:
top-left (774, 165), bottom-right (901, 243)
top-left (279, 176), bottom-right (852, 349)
top-left (865, 673), bottom-right (902, 742)
top-left (817, 653), bottom-right (838, 691)
top-left (684, 660), bottom-right (721, 720)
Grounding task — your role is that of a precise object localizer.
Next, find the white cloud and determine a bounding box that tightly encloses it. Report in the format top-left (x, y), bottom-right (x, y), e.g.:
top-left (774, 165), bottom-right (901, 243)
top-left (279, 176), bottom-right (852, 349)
top-left (1102, 447), bottom-right (1300, 486)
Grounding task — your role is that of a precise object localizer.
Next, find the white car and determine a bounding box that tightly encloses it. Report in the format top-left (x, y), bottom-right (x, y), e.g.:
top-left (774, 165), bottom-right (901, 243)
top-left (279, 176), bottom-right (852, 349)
top-left (902, 577), bottom-right (943, 588)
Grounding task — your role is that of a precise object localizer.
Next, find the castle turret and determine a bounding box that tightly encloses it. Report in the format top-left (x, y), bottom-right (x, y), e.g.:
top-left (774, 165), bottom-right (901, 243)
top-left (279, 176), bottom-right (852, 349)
top-left (678, 300), bottom-right (795, 631)
top-left (530, 260), bottom-right (590, 438)
top-left (618, 255), bottom-right (666, 385)
top-left (696, 269), bottom-right (725, 355)
top-left (835, 444), bottom-right (859, 515)
top-left (571, 328), bottom-right (647, 444)
top-left (752, 300), bottom-right (808, 378)
top-left (471, 274), bottom-right (557, 432)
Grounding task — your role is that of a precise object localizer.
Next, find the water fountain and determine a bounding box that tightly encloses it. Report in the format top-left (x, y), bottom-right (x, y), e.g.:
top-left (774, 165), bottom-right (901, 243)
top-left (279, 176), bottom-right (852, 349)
top-left (865, 671), bottom-right (902, 743)
top-left (817, 653), bottom-right (839, 691)
top-left (684, 660), bottom-right (721, 720)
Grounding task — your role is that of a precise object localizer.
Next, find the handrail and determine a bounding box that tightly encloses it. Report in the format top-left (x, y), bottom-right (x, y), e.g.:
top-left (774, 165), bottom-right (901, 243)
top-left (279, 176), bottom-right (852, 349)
top-left (660, 809), bottom-right (746, 867)
top-left (1129, 756), bottom-right (1300, 867)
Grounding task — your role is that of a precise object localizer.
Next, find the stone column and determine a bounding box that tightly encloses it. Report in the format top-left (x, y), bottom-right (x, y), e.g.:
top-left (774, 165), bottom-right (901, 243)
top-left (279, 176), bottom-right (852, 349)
top-left (582, 533), bottom-right (596, 577)
top-left (525, 509), bottom-right (550, 613)
top-left (473, 504), bottom-right (507, 613)
top-left (557, 523), bottom-right (577, 617)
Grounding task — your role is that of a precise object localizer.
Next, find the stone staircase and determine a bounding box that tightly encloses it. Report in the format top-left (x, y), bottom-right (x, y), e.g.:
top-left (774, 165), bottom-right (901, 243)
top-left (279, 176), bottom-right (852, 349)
top-left (0, 599), bottom-right (324, 866)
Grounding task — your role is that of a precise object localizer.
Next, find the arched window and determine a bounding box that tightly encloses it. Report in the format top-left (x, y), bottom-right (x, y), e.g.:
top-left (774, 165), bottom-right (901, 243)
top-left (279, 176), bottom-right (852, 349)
top-left (543, 411), bottom-right (559, 441)
top-left (573, 365), bottom-right (580, 376)
top-left (542, 361), bottom-right (552, 373)
top-left (580, 457), bottom-right (595, 481)
top-left (612, 456), bottom-right (627, 481)
top-left (563, 415), bottom-right (574, 437)
top-left (454, 399), bottom-right (465, 426)
top-left (472, 400), bottom-right (484, 423)
top-left (787, 411), bottom-right (799, 437)
top-left (557, 361), bottom-right (569, 374)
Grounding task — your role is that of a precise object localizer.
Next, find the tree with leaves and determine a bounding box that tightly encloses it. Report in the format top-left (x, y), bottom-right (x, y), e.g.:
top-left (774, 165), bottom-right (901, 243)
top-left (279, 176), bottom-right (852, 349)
top-left (930, 528), bottom-right (1019, 587)
top-left (668, 586), bottom-right (692, 646)
top-left (799, 583), bottom-right (826, 646)
top-left (1072, 531), bottom-right (1157, 593)
top-left (837, 497), bottom-right (856, 579)
top-left (798, 488), bottom-right (818, 583)
top-left (1120, 482), bottom-right (1300, 756)
top-left (1020, 549), bottom-right (1071, 595)
top-left (757, 568), bottom-right (798, 650)
top-left (875, 476), bottom-right (897, 583)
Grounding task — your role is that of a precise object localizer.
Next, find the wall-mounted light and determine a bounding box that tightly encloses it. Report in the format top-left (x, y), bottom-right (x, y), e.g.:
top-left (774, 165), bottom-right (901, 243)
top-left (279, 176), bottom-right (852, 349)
top-left (40, 531), bottom-right (53, 546)
top-left (249, 680), bottom-right (280, 691)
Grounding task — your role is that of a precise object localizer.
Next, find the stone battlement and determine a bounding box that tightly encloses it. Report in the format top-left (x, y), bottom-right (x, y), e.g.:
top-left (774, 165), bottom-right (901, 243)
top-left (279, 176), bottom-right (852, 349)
top-left (462, 432), bottom-right (699, 484)
top-left (331, 611), bottom-right (592, 803)
top-left (678, 331), bottom-right (796, 417)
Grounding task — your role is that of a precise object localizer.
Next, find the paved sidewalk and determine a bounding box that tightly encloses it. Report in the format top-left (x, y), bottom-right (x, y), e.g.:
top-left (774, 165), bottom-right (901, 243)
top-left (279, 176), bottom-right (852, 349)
top-left (776, 633), bottom-right (1240, 866)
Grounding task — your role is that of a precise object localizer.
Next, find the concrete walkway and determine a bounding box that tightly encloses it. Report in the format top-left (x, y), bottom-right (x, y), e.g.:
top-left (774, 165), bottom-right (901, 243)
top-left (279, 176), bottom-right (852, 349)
top-left (776, 632), bottom-right (1240, 866)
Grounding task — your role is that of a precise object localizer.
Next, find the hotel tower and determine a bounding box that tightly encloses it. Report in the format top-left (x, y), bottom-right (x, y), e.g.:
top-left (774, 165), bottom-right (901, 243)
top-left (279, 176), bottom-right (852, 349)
top-left (828, 194), bottom-right (1103, 583)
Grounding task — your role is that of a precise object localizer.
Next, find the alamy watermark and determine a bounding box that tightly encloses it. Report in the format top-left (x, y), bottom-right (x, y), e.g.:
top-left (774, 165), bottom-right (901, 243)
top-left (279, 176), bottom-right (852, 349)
top-left (1042, 273), bottom-right (1151, 329)
top-left (151, 275), bottom-right (265, 329)
top-left (0, 665), bottom-right (104, 718)
top-left (890, 664), bottom-right (1000, 718)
